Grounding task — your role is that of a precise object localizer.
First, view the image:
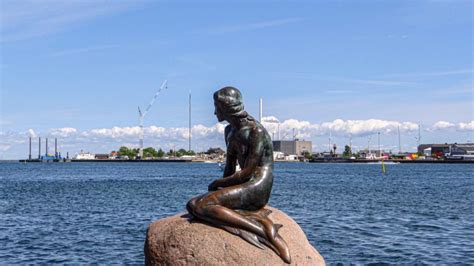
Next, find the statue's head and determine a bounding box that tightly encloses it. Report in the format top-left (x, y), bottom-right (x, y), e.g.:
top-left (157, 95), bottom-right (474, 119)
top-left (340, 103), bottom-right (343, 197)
top-left (213, 87), bottom-right (246, 122)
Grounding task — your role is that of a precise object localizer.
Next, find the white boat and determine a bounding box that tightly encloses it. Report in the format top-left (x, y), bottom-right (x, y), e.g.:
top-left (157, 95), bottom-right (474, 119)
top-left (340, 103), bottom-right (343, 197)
top-left (73, 152), bottom-right (95, 160)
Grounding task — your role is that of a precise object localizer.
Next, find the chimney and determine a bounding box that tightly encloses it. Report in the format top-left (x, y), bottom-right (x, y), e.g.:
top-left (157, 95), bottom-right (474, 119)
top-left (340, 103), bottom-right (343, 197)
top-left (29, 137), bottom-right (32, 160)
top-left (38, 137), bottom-right (41, 159)
top-left (46, 138), bottom-right (48, 156)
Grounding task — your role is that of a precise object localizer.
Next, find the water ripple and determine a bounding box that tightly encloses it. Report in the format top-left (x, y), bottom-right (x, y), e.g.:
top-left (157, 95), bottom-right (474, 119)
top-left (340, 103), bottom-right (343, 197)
top-left (0, 162), bottom-right (473, 264)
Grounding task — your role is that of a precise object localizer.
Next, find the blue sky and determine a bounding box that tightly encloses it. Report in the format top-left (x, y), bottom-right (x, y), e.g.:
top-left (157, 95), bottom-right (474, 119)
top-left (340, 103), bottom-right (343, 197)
top-left (1, 0), bottom-right (473, 159)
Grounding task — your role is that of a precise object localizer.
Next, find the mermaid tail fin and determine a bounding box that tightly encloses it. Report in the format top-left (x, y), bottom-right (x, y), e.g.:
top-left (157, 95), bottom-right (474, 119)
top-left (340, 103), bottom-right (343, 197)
top-left (238, 229), bottom-right (266, 249)
top-left (274, 224), bottom-right (283, 231)
top-left (216, 209), bottom-right (291, 263)
top-left (220, 225), bottom-right (266, 249)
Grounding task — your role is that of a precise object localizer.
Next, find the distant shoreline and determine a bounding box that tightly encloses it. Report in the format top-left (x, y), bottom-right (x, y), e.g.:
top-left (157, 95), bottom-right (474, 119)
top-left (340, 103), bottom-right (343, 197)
top-left (8, 159), bottom-right (474, 164)
top-left (310, 159), bottom-right (474, 164)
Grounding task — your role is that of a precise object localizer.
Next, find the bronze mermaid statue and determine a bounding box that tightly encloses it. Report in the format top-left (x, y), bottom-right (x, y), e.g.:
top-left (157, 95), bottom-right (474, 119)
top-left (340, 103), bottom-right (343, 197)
top-left (186, 87), bottom-right (291, 263)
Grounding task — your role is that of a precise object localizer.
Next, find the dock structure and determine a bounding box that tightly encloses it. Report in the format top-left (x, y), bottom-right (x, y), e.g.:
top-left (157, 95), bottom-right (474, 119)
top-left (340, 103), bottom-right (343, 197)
top-left (309, 158), bottom-right (474, 164)
top-left (19, 158), bottom-right (193, 163)
top-left (21, 136), bottom-right (70, 163)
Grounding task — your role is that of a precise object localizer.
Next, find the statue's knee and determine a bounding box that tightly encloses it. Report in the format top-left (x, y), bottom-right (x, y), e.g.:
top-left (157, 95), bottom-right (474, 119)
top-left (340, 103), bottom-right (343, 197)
top-left (186, 198), bottom-right (197, 214)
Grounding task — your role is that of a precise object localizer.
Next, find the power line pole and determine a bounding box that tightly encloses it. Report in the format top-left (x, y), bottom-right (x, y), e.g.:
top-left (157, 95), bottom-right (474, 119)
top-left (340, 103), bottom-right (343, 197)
top-left (29, 137), bottom-right (32, 160)
top-left (349, 133), bottom-right (352, 154)
top-left (418, 124), bottom-right (421, 147)
top-left (378, 132), bottom-right (381, 157)
top-left (398, 125), bottom-right (402, 153)
top-left (329, 130), bottom-right (332, 153)
top-left (189, 91), bottom-right (192, 152)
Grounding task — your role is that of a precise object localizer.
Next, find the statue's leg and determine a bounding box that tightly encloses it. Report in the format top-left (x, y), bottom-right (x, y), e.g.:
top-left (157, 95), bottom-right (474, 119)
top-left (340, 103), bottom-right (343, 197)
top-left (195, 200), bottom-right (267, 239)
top-left (187, 187), bottom-right (291, 262)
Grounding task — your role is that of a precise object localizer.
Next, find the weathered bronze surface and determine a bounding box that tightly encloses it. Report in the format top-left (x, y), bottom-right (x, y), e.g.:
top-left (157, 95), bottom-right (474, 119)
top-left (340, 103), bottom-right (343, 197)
top-left (187, 87), bottom-right (291, 263)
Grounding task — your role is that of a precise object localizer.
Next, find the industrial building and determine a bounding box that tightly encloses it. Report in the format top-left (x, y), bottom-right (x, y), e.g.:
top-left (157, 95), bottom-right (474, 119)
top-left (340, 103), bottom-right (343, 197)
top-left (272, 140), bottom-right (312, 156)
top-left (418, 143), bottom-right (474, 159)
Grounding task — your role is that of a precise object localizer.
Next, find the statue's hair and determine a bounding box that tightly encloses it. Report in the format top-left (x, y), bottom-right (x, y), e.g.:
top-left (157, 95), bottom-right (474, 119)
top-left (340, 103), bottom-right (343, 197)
top-left (213, 87), bottom-right (248, 118)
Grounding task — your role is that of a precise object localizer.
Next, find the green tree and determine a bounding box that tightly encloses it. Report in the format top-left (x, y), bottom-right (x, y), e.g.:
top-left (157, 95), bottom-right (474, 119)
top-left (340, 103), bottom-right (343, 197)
top-left (343, 145), bottom-right (352, 158)
top-left (157, 148), bottom-right (165, 157)
top-left (118, 146), bottom-right (136, 159)
top-left (143, 147), bottom-right (158, 158)
top-left (119, 146), bottom-right (130, 155)
top-left (303, 151), bottom-right (312, 160)
top-left (176, 148), bottom-right (188, 157)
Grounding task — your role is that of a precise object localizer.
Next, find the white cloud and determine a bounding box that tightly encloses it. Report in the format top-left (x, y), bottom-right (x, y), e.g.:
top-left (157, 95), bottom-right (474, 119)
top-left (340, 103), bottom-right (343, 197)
top-left (50, 127), bottom-right (77, 137)
top-left (262, 118), bottom-right (419, 139)
top-left (2, 119), bottom-right (473, 159)
top-left (429, 121), bottom-right (474, 132)
top-left (82, 123), bottom-right (227, 141)
top-left (431, 121), bottom-right (455, 131)
top-left (458, 121), bottom-right (474, 131)
top-left (86, 126), bottom-right (141, 138)
top-left (28, 129), bottom-right (37, 138)
top-left (262, 116), bottom-right (280, 123)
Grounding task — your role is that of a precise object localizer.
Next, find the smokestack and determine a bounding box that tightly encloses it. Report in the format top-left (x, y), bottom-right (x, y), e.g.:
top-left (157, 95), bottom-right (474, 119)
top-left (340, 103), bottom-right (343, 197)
top-left (259, 98), bottom-right (263, 122)
top-left (38, 137), bottom-right (41, 159)
top-left (29, 137), bottom-right (32, 160)
top-left (55, 138), bottom-right (57, 158)
top-left (46, 138), bottom-right (48, 156)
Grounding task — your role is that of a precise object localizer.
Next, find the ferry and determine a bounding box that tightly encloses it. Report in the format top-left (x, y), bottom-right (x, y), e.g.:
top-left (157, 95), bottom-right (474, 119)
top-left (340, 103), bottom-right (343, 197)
top-left (73, 152), bottom-right (95, 160)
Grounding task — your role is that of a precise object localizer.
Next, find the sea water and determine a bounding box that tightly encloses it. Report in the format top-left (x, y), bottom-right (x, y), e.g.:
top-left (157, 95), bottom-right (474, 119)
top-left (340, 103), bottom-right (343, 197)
top-left (0, 162), bottom-right (473, 264)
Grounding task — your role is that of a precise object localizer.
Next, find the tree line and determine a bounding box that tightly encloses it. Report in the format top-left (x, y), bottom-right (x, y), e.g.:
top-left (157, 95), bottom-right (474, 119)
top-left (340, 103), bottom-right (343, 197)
top-left (114, 146), bottom-right (196, 159)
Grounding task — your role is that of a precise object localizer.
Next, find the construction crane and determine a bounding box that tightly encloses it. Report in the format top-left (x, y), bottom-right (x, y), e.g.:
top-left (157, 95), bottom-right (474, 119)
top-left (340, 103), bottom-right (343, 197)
top-left (138, 80), bottom-right (168, 159)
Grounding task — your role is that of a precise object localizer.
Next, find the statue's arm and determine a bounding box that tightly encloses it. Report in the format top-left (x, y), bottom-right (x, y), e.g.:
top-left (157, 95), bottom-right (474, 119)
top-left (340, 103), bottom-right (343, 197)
top-left (209, 128), bottom-right (263, 191)
top-left (223, 125), bottom-right (237, 177)
top-left (223, 152), bottom-right (237, 177)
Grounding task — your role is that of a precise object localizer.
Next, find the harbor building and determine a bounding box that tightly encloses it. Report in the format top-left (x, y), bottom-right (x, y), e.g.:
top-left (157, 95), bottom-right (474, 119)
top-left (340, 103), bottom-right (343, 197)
top-left (418, 143), bottom-right (474, 159)
top-left (272, 140), bottom-right (312, 156)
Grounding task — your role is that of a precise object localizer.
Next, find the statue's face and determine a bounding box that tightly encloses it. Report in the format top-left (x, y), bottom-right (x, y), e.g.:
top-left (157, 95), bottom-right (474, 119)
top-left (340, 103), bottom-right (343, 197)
top-left (214, 102), bottom-right (225, 122)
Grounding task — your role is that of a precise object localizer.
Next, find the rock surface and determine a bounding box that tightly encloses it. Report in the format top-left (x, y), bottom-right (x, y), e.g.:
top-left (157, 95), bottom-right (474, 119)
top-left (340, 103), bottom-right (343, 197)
top-left (145, 207), bottom-right (325, 265)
